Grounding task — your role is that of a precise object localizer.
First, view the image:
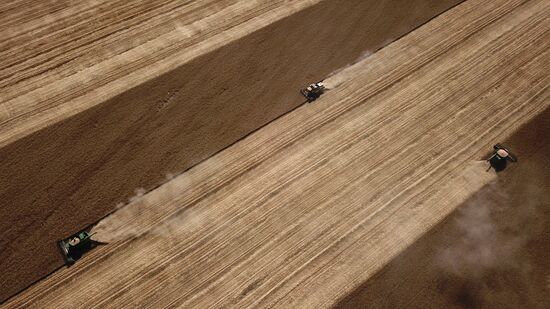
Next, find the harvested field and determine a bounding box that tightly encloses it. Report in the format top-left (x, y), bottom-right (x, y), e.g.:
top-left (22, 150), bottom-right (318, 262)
top-left (336, 109), bottom-right (550, 308)
top-left (2, 0), bottom-right (549, 307)
top-left (0, 0), bottom-right (461, 301)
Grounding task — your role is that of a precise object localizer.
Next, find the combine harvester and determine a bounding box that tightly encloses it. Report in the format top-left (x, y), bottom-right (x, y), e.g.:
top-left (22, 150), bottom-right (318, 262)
top-left (57, 230), bottom-right (101, 266)
top-left (301, 82), bottom-right (326, 102)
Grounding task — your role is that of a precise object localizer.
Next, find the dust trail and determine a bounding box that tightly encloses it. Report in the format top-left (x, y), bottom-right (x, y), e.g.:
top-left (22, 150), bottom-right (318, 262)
top-left (437, 175), bottom-right (543, 276)
top-left (436, 182), bottom-right (524, 279)
top-left (323, 49), bottom-right (374, 90)
top-left (91, 156), bottom-right (223, 243)
top-left (91, 187), bottom-right (151, 243)
top-left (436, 159), bottom-right (545, 307)
top-left (385, 161), bottom-right (498, 245)
top-left (324, 38), bottom-right (398, 90)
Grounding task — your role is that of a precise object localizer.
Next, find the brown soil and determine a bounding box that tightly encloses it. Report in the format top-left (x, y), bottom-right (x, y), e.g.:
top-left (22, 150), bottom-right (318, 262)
top-left (335, 108), bottom-right (550, 309)
top-left (0, 0), bottom-right (461, 302)
top-left (2, 0), bottom-right (547, 306)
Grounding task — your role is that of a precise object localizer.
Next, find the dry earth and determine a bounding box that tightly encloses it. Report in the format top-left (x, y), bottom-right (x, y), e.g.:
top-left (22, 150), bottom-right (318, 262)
top-left (2, 0), bottom-right (548, 307)
top-left (336, 109), bottom-right (550, 308)
top-left (0, 0), bottom-right (462, 301)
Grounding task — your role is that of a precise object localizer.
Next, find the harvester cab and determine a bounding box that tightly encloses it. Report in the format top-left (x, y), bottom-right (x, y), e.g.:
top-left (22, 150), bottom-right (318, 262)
top-left (487, 143), bottom-right (517, 172)
top-left (300, 82), bottom-right (326, 102)
top-left (58, 230), bottom-right (98, 266)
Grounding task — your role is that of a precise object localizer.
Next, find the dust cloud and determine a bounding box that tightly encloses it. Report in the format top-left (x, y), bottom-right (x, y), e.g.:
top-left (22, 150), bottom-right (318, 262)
top-left (436, 182), bottom-right (526, 278)
top-left (90, 188), bottom-right (149, 243)
top-left (324, 38), bottom-right (398, 90)
top-left (323, 49), bottom-right (374, 90)
top-left (91, 156), bottom-right (223, 243)
top-left (435, 160), bottom-right (546, 307)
